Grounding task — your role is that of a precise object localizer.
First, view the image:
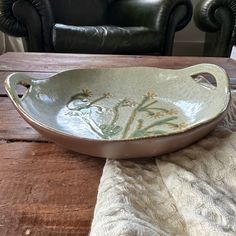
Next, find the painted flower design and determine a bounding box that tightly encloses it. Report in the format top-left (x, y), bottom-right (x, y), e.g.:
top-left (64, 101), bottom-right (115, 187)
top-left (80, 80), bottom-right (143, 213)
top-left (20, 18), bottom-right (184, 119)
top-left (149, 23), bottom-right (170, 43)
top-left (168, 122), bottom-right (188, 130)
top-left (147, 111), bottom-right (163, 119)
top-left (164, 109), bottom-right (178, 115)
top-left (103, 92), bottom-right (112, 98)
top-left (81, 89), bottom-right (92, 97)
top-left (177, 122), bottom-right (188, 130)
top-left (145, 91), bottom-right (156, 98)
top-left (120, 98), bottom-right (137, 107)
top-left (67, 88), bottom-right (189, 139)
top-left (154, 112), bottom-right (163, 119)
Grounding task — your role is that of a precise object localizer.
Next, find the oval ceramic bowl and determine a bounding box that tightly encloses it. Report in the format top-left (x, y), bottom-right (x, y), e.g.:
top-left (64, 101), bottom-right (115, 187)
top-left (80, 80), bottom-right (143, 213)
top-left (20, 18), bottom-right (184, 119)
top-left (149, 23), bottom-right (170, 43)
top-left (5, 64), bottom-right (230, 159)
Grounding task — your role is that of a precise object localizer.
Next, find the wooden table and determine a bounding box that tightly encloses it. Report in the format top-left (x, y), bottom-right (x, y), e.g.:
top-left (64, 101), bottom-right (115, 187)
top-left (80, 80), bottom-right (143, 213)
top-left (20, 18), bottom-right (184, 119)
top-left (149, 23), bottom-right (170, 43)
top-left (0, 53), bottom-right (236, 236)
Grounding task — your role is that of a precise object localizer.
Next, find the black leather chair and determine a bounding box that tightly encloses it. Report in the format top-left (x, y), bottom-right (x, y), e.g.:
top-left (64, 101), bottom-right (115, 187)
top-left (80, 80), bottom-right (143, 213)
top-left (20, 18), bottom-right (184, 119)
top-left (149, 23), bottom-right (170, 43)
top-left (0, 0), bottom-right (193, 55)
top-left (194, 0), bottom-right (236, 57)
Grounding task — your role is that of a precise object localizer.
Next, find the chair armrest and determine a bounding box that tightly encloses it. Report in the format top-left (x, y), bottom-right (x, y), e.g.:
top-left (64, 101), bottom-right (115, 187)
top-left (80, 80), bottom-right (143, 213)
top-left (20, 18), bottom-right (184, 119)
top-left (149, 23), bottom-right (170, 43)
top-left (194, 0), bottom-right (236, 57)
top-left (108, 0), bottom-right (192, 55)
top-left (0, 0), bottom-right (54, 51)
top-left (109, 0), bottom-right (192, 30)
top-left (0, 0), bottom-right (27, 37)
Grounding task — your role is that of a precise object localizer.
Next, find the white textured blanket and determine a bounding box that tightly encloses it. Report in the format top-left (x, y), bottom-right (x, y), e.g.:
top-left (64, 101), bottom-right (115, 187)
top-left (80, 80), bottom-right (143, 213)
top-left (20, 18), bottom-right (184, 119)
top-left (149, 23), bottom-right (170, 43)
top-left (90, 92), bottom-right (236, 236)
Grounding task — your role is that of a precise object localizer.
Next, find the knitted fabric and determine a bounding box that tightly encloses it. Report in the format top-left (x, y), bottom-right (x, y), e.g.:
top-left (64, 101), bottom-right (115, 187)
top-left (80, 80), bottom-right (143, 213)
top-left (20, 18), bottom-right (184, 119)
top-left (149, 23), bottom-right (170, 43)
top-left (90, 92), bottom-right (236, 236)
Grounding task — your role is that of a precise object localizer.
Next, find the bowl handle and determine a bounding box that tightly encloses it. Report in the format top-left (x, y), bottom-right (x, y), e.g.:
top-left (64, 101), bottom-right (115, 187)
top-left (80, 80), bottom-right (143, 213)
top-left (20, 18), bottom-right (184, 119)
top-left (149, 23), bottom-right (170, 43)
top-left (4, 73), bottom-right (33, 104)
top-left (187, 63), bottom-right (230, 94)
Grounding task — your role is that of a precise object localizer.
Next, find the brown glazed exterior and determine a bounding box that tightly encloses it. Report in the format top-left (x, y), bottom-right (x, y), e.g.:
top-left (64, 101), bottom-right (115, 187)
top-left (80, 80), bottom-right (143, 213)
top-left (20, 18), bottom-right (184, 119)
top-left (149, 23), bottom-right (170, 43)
top-left (16, 107), bottom-right (227, 159)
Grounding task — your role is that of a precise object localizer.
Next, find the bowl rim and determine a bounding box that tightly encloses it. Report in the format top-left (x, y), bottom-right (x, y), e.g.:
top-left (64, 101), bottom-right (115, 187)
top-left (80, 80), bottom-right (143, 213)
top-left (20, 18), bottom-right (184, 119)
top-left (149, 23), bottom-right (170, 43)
top-left (4, 64), bottom-right (231, 143)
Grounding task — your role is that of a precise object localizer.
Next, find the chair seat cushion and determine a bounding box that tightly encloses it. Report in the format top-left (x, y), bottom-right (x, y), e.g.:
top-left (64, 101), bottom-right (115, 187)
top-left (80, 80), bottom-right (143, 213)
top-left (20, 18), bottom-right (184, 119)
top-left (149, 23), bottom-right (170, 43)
top-left (52, 23), bottom-right (161, 54)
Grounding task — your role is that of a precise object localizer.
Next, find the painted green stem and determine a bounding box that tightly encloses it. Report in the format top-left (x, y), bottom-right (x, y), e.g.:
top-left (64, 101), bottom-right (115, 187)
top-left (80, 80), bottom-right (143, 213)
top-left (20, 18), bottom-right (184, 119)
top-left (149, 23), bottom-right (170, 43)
top-left (83, 117), bottom-right (106, 139)
top-left (110, 103), bottom-right (121, 126)
top-left (122, 96), bottom-right (149, 138)
top-left (139, 100), bottom-right (158, 110)
top-left (89, 96), bottom-right (107, 106)
top-left (143, 117), bottom-right (178, 131)
top-left (147, 107), bottom-right (169, 112)
top-left (129, 117), bottom-right (178, 138)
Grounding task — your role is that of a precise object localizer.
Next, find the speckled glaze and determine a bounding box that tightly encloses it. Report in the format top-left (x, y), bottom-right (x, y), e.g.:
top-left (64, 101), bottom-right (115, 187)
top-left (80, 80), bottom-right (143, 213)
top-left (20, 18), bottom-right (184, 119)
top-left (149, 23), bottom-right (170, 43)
top-left (5, 64), bottom-right (231, 159)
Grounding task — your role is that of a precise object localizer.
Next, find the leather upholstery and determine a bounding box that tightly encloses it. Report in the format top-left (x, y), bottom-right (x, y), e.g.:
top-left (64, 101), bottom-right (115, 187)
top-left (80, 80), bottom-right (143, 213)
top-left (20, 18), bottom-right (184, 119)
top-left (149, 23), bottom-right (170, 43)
top-left (0, 0), bottom-right (53, 51)
top-left (108, 0), bottom-right (192, 55)
top-left (0, 0), bottom-right (27, 37)
top-left (49, 0), bottom-right (109, 26)
top-left (12, 0), bottom-right (44, 51)
top-left (109, 0), bottom-right (192, 30)
top-left (0, 0), bottom-right (193, 55)
top-left (53, 24), bottom-right (161, 54)
top-left (194, 0), bottom-right (236, 57)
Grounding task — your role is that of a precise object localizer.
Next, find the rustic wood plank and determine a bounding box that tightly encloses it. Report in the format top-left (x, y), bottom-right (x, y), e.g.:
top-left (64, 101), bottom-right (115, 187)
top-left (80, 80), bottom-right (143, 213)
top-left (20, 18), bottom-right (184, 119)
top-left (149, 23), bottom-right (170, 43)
top-left (1, 53), bottom-right (236, 77)
top-left (0, 142), bottom-right (105, 236)
top-left (0, 72), bottom-right (55, 95)
top-left (0, 97), bottom-right (46, 141)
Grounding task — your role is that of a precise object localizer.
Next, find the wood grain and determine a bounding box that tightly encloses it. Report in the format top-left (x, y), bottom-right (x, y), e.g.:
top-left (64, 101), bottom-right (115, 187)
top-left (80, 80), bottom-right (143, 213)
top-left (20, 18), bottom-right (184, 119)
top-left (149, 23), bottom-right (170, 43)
top-left (0, 53), bottom-right (236, 76)
top-left (1, 52), bottom-right (236, 235)
top-left (0, 142), bottom-right (105, 236)
top-left (0, 97), bottom-right (46, 141)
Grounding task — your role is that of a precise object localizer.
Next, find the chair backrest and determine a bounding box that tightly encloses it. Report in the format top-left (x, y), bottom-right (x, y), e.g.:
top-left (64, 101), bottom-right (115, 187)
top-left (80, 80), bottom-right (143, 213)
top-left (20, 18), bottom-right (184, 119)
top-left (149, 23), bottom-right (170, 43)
top-left (49, 0), bottom-right (110, 26)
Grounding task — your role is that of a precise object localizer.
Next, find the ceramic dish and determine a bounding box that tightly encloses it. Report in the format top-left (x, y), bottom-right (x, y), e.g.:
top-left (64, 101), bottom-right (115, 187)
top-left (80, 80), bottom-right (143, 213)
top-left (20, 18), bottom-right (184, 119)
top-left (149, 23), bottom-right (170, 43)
top-left (5, 64), bottom-right (230, 159)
